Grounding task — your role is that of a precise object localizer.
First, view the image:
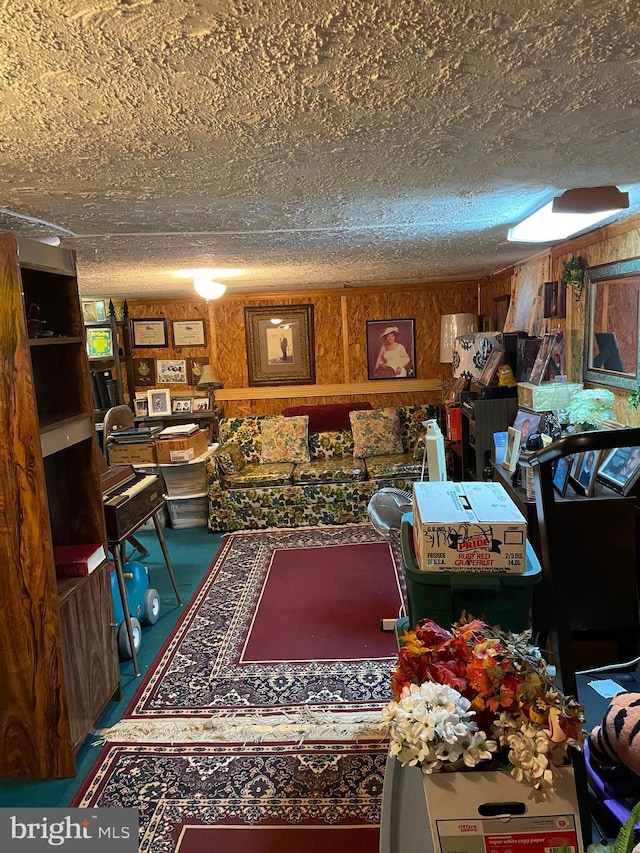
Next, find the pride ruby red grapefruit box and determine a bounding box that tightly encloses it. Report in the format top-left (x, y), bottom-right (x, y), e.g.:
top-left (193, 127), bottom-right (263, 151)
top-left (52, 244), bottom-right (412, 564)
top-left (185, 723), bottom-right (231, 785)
top-left (412, 481), bottom-right (527, 573)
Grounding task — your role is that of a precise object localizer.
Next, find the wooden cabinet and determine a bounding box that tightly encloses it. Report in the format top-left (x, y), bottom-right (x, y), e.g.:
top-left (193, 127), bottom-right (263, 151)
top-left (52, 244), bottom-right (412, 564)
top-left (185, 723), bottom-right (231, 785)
top-left (492, 461), bottom-right (639, 667)
top-left (460, 391), bottom-right (519, 480)
top-left (0, 233), bottom-right (119, 778)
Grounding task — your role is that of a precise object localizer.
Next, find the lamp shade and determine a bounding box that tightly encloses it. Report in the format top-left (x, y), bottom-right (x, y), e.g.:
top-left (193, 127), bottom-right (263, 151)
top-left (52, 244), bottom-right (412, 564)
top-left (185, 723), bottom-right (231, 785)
top-left (440, 313), bottom-right (478, 362)
top-left (193, 277), bottom-right (227, 300)
top-left (197, 365), bottom-right (223, 389)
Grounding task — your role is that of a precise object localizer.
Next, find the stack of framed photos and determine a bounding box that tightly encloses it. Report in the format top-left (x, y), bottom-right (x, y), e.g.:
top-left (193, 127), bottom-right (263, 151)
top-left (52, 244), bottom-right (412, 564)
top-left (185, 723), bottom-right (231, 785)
top-left (551, 441), bottom-right (640, 499)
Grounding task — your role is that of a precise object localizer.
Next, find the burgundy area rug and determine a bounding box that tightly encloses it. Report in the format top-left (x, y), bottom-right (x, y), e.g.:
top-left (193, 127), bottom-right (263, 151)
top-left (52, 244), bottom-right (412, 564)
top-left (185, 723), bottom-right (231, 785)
top-left (72, 741), bottom-right (387, 853)
top-left (103, 524), bottom-right (405, 743)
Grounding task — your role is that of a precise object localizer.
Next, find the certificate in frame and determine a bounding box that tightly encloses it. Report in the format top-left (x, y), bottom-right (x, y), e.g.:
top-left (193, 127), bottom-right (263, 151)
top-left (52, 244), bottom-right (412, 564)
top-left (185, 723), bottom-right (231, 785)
top-left (131, 318), bottom-right (168, 348)
top-left (172, 320), bottom-right (206, 347)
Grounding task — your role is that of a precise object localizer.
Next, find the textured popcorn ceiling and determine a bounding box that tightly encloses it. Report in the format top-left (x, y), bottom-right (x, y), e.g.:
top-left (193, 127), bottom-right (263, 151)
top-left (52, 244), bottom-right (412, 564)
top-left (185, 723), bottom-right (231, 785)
top-left (2, 0), bottom-right (640, 298)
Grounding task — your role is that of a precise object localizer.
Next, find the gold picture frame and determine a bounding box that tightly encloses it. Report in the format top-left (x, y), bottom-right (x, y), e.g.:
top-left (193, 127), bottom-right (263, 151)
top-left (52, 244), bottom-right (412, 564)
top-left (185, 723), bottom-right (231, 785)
top-left (244, 305), bottom-right (315, 386)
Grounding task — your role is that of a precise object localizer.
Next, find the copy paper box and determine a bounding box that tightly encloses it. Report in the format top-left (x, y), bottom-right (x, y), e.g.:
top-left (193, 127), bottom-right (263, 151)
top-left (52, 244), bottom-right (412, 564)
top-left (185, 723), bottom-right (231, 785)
top-left (107, 440), bottom-right (158, 465)
top-left (412, 481), bottom-right (527, 573)
top-left (422, 767), bottom-right (583, 853)
top-left (155, 429), bottom-right (209, 464)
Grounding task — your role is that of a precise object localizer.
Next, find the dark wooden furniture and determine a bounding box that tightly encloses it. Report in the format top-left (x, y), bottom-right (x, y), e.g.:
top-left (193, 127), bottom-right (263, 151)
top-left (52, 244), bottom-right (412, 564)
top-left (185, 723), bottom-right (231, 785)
top-left (493, 455), bottom-right (640, 671)
top-left (460, 390), bottom-right (518, 480)
top-left (0, 233), bottom-right (120, 778)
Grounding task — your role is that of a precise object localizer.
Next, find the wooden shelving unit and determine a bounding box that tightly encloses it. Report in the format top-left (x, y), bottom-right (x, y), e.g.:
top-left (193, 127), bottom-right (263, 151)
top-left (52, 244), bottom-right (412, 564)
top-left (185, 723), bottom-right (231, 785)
top-left (0, 233), bottom-right (120, 778)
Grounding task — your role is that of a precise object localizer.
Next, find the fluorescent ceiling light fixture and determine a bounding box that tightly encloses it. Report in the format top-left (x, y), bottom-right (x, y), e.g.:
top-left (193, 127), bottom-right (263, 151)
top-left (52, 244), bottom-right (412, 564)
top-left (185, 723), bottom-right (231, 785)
top-left (508, 186), bottom-right (629, 243)
top-left (193, 276), bottom-right (227, 300)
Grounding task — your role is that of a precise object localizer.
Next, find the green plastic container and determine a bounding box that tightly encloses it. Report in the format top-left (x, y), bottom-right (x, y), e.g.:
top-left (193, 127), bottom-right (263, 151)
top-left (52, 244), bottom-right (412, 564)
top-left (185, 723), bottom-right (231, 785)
top-left (400, 513), bottom-right (541, 633)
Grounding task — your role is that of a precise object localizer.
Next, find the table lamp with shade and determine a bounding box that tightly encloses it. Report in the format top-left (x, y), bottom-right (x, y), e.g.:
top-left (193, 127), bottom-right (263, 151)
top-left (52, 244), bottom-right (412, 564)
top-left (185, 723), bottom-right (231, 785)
top-left (196, 364), bottom-right (223, 403)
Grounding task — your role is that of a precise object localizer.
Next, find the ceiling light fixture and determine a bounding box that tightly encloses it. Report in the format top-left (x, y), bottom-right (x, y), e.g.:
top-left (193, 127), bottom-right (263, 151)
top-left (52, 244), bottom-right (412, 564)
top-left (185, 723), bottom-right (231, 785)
top-left (507, 186), bottom-right (629, 243)
top-left (193, 276), bottom-right (227, 300)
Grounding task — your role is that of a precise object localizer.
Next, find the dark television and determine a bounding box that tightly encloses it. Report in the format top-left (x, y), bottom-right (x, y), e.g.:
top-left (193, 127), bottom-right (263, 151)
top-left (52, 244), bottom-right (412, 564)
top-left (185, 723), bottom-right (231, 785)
top-left (593, 332), bottom-right (625, 372)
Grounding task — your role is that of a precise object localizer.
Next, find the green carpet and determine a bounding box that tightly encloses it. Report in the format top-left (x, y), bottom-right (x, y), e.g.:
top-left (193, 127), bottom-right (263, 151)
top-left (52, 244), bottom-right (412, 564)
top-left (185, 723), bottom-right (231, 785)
top-left (0, 525), bottom-right (223, 807)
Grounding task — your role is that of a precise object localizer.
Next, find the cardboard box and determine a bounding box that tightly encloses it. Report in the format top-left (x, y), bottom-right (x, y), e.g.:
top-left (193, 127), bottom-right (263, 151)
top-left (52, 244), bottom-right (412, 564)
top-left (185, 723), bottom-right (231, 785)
top-left (107, 439), bottom-right (157, 465)
top-left (517, 381), bottom-right (582, 412)
top-left (412, 481), bottom-right (527, 573)
top-left (445, 405), bottom-right (462, 442)
top-left (155, 429), bottom-right (209, 464)
top-left (422, 767), bottom-right (583, 853)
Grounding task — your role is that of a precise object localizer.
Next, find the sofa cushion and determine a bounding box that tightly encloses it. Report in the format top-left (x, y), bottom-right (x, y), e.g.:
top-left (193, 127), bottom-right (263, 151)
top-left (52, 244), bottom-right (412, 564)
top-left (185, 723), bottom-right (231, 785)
top-left (218, 416), bottom-right (269, 464)
top-left (293, 457), bottom-right (367, 485)
top-left (365, 453), bottom-right (424, 480)
top-left (223, 462), bottom-right (294, 489)
top-left (309, 429), bottom-right (355, 460)
top-left (349, 407), bottom-right (404, 458)
top-left (282, 401), bottom-right (372, 432)
top-left (261, 416), bottom-right (310, 463)
top-left (214, 441), bottom-right (245, 475)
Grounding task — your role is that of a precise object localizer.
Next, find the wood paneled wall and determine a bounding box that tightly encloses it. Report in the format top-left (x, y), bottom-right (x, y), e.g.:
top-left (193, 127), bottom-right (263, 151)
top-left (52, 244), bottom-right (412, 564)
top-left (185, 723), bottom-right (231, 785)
top-left (124, 282), bottom-right (478, 417)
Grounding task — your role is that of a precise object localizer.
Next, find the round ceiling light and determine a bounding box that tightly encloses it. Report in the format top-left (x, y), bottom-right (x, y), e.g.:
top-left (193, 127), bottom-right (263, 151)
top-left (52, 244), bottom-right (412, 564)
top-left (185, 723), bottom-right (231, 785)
top-left (193, 277), bottom-right (227, 300)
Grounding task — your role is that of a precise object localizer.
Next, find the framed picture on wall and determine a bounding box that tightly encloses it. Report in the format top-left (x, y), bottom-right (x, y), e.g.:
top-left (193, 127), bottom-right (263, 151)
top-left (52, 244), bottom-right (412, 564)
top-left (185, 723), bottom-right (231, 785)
top-left (131, 318), bottom-right (168, 348)
top-left (133, 357), bottom-right (156, 386)
top-left (172, 319), bottom-right (206, 347)
top-left (366, 319), bottom-right (416, 380)
top-left (492, 295), bottom-right (510, 331)
top-left (244, 305), bottom-right (315, 386)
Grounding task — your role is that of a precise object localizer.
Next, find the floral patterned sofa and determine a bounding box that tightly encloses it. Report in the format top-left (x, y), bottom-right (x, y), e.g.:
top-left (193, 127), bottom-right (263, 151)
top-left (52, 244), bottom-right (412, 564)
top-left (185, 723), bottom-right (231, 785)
top-left (205, 402), bottom-right (435, 532)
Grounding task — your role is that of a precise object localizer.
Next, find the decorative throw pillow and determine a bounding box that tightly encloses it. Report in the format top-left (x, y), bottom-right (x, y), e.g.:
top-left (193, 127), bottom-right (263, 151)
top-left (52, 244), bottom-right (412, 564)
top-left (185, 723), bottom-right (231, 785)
top-left (215, 441), bottom-right (245, 475)
top-left (261, 416), bottom-right (310, 463)
top-left (349, 408), bottom-right (404, 458)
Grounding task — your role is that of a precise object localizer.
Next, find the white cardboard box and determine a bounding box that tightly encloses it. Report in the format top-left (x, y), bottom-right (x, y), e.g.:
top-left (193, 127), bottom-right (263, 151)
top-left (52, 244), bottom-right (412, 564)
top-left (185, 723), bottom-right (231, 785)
top-left (422, 767), bottom-right (583, 853)
top-left (412, 481), bottom-right (527, 573)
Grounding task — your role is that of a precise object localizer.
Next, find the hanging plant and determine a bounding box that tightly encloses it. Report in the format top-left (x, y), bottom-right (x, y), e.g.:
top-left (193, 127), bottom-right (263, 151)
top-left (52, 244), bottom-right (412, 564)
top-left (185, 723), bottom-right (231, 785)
top-left (561, 255), bottom-right (587, 300)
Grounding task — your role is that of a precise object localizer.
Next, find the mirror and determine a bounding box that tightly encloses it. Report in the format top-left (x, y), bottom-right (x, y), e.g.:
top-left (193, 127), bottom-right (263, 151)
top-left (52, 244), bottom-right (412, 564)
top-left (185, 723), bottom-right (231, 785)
top-left (584, 257), bottom-right (640, 392)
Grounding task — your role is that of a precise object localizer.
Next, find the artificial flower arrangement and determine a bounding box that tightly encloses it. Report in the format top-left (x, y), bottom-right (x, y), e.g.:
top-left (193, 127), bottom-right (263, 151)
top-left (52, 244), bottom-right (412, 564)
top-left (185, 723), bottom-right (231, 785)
top-left (565, 387), bottom-right (615, 430)
top-left (380, 617), bottom-right (586, 799)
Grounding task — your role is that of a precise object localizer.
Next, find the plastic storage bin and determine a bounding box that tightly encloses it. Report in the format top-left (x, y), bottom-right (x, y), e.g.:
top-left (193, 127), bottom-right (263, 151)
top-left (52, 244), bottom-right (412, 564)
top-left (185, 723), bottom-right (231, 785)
top-left (400, 514), bottom-right (541, 632)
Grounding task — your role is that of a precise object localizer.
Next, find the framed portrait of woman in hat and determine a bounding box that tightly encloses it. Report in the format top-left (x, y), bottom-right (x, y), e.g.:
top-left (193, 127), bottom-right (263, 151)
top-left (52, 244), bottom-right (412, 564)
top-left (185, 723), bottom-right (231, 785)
top-left (366, 319), bottom-right (416, 380)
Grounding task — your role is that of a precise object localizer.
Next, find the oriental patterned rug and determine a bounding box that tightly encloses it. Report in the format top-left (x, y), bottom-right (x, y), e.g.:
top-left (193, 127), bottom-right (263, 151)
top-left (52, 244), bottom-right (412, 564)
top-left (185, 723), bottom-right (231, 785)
top-left (102, 524), bottom-right (405, 743)
top-left (71, 741), bottom-right (387, 853)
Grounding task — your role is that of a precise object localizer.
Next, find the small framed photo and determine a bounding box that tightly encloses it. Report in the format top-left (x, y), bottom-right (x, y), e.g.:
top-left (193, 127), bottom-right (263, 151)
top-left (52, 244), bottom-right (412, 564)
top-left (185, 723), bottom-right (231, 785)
top-left (569, 449), bottom-right (603, 497)
top-left (191, 396), bottom-right (211, 412)
top-left (147, 388), bottom-right (171, 417)
top-left (133, 397), bottom-right (148, 417)
top-left (172, 396), bottom-right (192, 413)
top-left (366, 319), bottom-right (416, 380)
top-left (82, 299), bottom-right (107, 323)
top-left (131, 318), bottom-right (168, 348)
top-left (528, 331), bottom-right (563, 385)
top-left (512, 409), bottom-right (541, 448)
top-left (552, 455), bottom-right (573, 498)
top-left (476, 348), bottom-right (503, 387)
top-left (172, 319), bottom-right (206, 347)
top-left (442, 376), bottom-right (468, 406)
top-left (502, 426), bottom-right (521, 472)
top-left (597, 446), bottom-right (640, 495)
